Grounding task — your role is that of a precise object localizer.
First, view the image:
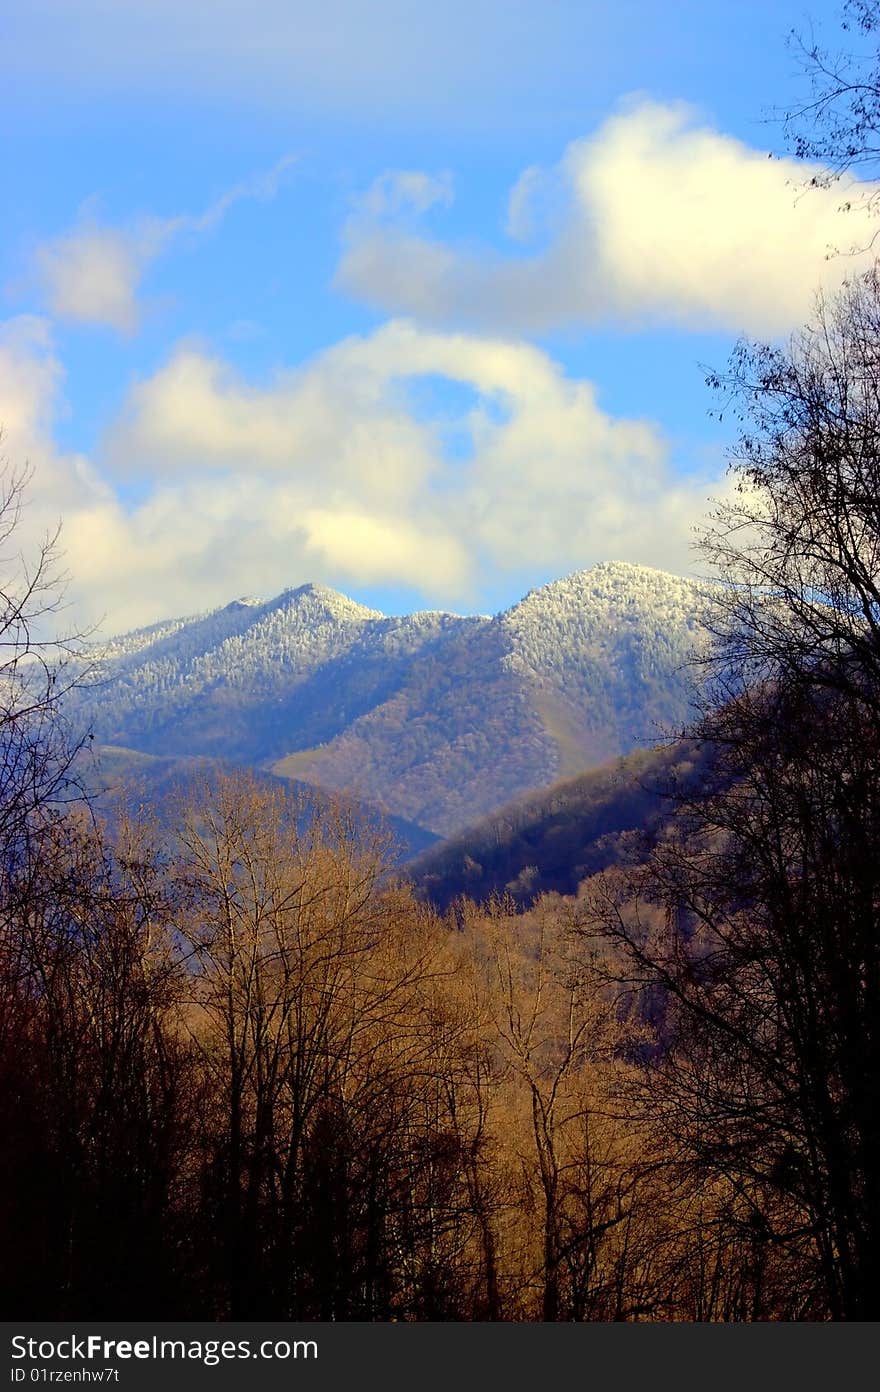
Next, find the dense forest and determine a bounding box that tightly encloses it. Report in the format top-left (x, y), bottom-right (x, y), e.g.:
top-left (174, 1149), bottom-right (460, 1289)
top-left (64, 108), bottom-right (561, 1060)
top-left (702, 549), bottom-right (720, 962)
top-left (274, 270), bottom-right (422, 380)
top-left (409, 740), bottom-right (712, 910)
top-left (0, 771), bottom-right (785, 1321)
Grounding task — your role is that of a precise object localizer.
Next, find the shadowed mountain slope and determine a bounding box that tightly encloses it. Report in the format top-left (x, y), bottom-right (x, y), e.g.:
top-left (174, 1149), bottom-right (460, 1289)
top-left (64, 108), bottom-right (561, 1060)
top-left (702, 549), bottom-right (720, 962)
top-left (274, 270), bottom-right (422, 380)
top-left (408, 739), bottom-right (714, 909)
top-left (84, 744), bottom-right (439, 861)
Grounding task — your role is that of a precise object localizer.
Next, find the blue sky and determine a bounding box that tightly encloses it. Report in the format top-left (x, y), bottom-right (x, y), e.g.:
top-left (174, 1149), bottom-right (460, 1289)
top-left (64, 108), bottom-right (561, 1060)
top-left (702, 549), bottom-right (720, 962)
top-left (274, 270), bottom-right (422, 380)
top-left (2, 0), bottom-right (872, 633)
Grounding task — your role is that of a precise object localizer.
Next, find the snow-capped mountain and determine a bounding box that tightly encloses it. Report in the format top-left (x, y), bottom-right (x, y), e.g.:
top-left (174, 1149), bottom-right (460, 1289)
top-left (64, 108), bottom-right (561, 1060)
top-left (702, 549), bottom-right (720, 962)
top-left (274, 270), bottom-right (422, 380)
top-left (70, 563), bottom-right (708, 835)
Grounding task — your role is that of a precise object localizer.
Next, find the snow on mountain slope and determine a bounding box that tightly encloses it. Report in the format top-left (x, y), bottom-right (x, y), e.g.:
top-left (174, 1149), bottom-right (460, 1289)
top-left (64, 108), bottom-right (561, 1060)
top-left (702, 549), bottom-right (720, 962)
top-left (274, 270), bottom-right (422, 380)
top-left (502, 562), bottom-right (704, 681)
top-left (99, 583), bottom-right (381, 691)
top-left (500, 562), bottom-right (706, 761)
top-left (69, 563), bottom-right (708, 835)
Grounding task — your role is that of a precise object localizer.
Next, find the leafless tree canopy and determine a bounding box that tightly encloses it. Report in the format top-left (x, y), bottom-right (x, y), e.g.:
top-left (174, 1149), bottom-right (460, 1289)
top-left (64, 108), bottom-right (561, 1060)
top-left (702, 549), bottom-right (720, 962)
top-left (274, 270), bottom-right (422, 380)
top-left (784, 3), bottom-right (880, 176)
top-left (0, 460), bottom-right (92, 873)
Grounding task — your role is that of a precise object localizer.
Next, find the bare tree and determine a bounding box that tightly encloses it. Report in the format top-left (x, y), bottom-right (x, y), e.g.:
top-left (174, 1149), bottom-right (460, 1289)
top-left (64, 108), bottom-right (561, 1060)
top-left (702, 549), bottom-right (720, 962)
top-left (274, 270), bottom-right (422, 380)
top-left (580, 273), bottom-right (880, 1319)
top-left (0, 461), bottom-right (92, 875)
top-left (785, 1), bottom-right (880, 194)
top-left (702, 271), bottom-right (880, 718)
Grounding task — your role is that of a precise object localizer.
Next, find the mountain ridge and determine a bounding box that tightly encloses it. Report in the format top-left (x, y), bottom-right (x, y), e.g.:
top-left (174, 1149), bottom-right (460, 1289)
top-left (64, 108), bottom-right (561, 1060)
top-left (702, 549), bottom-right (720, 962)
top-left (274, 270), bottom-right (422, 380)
top-left (71, 562), bottom-right (709, 835)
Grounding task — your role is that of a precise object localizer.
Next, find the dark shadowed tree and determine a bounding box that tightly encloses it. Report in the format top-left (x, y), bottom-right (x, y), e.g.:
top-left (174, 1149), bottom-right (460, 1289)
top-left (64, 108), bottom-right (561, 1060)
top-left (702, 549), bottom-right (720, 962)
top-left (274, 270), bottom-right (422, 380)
top-left (584, 273), bottom-right (880, 1319)
top-left (785, 0), bottom-right (880, 195)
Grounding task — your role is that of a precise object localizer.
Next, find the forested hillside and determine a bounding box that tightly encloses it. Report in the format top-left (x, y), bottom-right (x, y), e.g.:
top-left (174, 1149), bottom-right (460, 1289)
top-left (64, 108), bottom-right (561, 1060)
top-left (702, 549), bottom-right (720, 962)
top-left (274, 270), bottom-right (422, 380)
top-left (85, 743), bottom-right (439, 859)
top-left (409, 739), bottom-right (711, 908)
top-left (71, 562), bottom-right (707, 834)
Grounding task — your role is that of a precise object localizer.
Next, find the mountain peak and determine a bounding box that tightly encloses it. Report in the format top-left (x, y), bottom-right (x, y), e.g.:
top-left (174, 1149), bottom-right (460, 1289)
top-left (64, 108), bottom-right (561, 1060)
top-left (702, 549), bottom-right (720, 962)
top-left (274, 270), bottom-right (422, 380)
top-left (224, 596), bottom-right (263, 611)
top-left (583, 558), bottom-right (688, 581)
top-left (501, 561), bottom-right (697, 619)
top-left (275, 582), bottom-right (384, 622)
top-left (74, 563), bottom-right (706, 837)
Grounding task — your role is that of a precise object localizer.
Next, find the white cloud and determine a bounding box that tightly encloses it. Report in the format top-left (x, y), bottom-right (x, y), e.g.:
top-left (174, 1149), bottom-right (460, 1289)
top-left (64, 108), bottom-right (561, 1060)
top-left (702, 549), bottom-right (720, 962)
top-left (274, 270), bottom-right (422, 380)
top-left (35, 227), bottom-right (145, 335)
top-left (0, 317), bottom-right (112, 513)
top-left (302, 507), bottom-right (470, 591)
top-left (0, 314), bottom-right (720, 635)
top-left (337, 100), bottom-right (880, 337)
top-left (505, 164), bottom-right (556, 242)
top-left (32, 155), bottom-right (297, 333)
top-left (110, 336), bottom-right (438, 508)
top-left (356, 170), bottom-right (454, 220)
top-left (0, 317), bottom-right (120, 598)
top-left (0, 317), bottom-right (64, 447)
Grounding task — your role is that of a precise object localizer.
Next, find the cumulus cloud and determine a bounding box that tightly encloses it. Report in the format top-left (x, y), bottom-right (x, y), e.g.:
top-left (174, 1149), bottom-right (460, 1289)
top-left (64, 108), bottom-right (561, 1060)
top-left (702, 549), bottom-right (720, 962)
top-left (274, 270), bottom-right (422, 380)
top-left (0, 317), bottom-right (65, 448)
top-left (0, 317), bottom-right (114, 512)
top-left (302, 507), bottom-right (470, 591)
top-left (504, 164), bottom-right (560, 243)
top-left (337, 100), bottom-right (880, 337)
top-left (35, 227), bottom-right (146, 335)
top-left (33, 155), bottom-right (297, 333)
top-left (0, 316), bottom-right (120, 591)
top-left (0, 313), bottom-right (720, 634)
top-left (109, 336), bottom-right (438, 508)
